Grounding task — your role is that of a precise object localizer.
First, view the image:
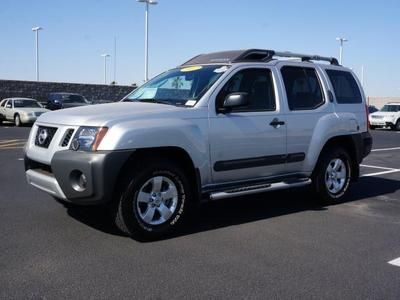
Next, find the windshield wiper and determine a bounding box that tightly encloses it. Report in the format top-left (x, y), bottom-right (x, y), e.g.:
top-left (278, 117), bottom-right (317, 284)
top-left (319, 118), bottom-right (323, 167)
top-left (135, 99), bottom-right (174, 106)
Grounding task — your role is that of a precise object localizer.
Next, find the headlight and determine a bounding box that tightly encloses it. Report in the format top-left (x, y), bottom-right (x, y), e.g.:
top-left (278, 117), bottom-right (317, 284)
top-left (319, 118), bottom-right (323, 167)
top-left (70, 127), bottom-right (108, 151)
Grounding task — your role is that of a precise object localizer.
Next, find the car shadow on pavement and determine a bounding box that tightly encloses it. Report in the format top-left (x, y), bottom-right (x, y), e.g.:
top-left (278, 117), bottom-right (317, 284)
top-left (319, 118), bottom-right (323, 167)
top-left (63, 176), bottom-right (400, 242)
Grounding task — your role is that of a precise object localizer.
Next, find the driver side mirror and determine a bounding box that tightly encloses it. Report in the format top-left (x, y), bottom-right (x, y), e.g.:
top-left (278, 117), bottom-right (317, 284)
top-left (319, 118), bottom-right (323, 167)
top-left (6, 103), bottom-right (12, 108)
top-left (219, 92), bottom-right (249, 113)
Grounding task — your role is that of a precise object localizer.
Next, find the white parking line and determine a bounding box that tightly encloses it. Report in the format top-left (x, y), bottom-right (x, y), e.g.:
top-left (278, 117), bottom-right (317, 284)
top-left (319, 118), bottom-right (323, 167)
top-left (388, 257), bottom-right (400, 267)
top-left (360, 164), bottom-right (395, 171)
top-left (372, 147), bottom-right (400, 152)
top-left (362, 169), bottom-right (400, 177)
top-left (360, 164), bottom-right (400, 177)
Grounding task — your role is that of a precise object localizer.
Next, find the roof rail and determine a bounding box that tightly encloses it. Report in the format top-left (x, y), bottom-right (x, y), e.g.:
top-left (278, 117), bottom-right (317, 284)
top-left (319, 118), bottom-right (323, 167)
top-left (273, 51), bottom-right (339, 65)
top-left (181, 49), bottom-right (339, 66)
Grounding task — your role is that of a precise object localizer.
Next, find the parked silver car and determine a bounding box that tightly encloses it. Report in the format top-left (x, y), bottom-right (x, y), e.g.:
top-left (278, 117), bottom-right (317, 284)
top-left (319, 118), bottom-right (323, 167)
top-left (0, 98), bottom-right (49, 126)
top-left (25, 49), bottom-right (372, 239)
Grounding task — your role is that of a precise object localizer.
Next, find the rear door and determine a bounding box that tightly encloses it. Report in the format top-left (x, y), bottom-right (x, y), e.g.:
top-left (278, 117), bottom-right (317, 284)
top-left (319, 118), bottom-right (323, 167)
top-left (279, 64), bottom-right (332, 174)
top-left (209, 66), bottom-right (287, 184)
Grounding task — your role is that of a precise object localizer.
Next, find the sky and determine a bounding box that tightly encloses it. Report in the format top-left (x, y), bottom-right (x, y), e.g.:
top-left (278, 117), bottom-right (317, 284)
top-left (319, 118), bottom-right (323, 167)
top-left (1, 0), bottom-right (399, 96)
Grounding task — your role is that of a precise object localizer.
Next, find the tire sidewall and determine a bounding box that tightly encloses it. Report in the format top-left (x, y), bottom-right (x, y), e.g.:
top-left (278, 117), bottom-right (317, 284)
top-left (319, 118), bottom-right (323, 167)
top-left (315, 148), bottom-right (352, 203)
top-left (119, 163), bottom-right (189, 237)
top-left (14, 114), bottom-right (21, 127)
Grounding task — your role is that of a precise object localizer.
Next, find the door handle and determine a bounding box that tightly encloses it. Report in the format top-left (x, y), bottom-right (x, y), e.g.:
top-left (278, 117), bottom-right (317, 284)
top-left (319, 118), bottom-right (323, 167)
top-left (269, 118), bottom-right (285, 127)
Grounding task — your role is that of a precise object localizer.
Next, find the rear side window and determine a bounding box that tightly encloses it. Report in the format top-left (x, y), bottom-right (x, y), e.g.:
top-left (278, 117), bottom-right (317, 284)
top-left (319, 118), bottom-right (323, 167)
top-left (281, 66), bottom-right (324, 110)
top-left (326, 70), bottom-right (362, 104)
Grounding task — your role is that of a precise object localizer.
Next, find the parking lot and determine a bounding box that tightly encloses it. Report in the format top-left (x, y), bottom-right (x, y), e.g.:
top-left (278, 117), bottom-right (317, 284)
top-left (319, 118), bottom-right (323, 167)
top-left (1, 126), bottom-right (400, 299)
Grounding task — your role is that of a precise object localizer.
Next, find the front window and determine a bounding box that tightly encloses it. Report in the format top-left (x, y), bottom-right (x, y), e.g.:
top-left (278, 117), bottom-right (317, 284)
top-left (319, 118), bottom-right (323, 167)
top-left (13, 99), bottom-right (41, 108)
top-left (380, 105), bottom-right (400, 112)
top-left (124, 65), bottom-right (229, 106)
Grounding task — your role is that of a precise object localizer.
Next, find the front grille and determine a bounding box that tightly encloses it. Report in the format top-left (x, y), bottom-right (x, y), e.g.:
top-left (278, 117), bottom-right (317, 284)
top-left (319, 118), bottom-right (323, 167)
top-left (61, 129), bottom-right (74, 147)
top-left (371, 115), bottom-right (383, 119)
top-left (35, 126), bottom-right (58, 148)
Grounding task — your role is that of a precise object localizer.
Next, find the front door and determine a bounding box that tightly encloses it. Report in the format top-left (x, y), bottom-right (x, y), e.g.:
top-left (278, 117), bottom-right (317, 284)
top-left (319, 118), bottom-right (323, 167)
top-left (209, 67), bottom-right (287, 184)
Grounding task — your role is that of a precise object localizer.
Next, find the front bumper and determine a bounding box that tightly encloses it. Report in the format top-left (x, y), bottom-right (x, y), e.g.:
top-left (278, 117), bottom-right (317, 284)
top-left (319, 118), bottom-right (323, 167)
top-left (370, 118), bottom-right (396, 127)
top-left (20, 115), bottom-right (38, 123)
top-left (25, 149), bottom-right (134, 205)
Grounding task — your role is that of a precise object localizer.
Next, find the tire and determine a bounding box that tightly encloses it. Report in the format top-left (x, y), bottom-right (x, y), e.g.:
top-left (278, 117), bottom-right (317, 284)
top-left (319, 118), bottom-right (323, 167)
top-left (312, 147), bottom-right (352, 205)
top-left (395, 120), bottom-right (400, 131)
top-left (114, 160), bottom-right (192, 240)
top-left (369, 125), bottom-right (376, 130)
top-left (14, 114), bottom-right (21, 127)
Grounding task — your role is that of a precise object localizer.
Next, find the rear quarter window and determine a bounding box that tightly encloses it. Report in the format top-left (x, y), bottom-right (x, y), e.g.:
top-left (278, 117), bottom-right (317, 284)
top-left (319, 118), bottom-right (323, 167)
top-left (326, 70), bottom-right (362, 104)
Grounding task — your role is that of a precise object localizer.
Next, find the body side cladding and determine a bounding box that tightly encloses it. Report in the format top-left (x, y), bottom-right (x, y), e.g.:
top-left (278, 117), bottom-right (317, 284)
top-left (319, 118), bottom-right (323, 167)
top-left (214, 152), bottom-right (305, 172)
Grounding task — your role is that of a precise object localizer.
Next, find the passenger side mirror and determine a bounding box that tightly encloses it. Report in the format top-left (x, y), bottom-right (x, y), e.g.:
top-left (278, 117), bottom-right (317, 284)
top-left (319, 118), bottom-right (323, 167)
top-left (222, 92), bottom-right (249, 112)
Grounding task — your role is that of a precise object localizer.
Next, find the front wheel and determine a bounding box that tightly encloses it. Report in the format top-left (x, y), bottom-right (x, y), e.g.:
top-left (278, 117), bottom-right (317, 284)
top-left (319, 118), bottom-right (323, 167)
top-left (114, 161), bottom-right (191, 240)
top-left (312, 147), bottom-right (352, 205)
top-left (395, 120), bottom-right (400, 131)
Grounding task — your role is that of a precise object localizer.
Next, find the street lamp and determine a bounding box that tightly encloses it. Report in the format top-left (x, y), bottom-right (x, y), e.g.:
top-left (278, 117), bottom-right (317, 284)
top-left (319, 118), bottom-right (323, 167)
top-left (101, 54), bottom-right (111, 84)
top-left (32, 26), bottom-right (43, 81)
top-left (336, 37), bottom-right (348, 65)
top-left (137, 0), bottom-right (158, 82)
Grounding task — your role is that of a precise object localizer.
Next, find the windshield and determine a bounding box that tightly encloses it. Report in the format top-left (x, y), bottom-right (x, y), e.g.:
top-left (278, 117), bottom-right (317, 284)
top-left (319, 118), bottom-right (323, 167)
top-left (124, 65), bottom-right (229, 106)
top-left (380, 105), bottom-right (400, 112)
top-left (14, 99), bottom-right (41, 108)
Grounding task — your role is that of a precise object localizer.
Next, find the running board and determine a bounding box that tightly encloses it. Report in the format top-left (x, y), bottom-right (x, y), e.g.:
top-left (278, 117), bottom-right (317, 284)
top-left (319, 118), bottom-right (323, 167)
top-left (209, 179), bottom-right (312, 201)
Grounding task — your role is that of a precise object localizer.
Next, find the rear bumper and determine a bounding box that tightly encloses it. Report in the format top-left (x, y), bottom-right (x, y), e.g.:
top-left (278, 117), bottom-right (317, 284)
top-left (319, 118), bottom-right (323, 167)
top-left (352, 131), bottom-right (372, 163)
top-left (25, 149), bottom-right (134, 205)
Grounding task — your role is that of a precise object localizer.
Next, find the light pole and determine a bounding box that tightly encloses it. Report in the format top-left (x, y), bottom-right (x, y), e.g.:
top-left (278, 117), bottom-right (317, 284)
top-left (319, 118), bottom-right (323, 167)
top-left (32, 27), bottom-right (43, 81)
top-left (137, 0), bottom-right (158, 82)
top-left (336, 37), bottom-right (348, 65)
top-left (101, 54), bottom-right (110, 84)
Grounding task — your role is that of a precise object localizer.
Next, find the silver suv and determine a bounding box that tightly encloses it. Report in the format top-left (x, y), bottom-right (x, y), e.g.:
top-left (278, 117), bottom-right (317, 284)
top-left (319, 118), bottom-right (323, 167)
top-left (24, 49), bottom-right (372, 239)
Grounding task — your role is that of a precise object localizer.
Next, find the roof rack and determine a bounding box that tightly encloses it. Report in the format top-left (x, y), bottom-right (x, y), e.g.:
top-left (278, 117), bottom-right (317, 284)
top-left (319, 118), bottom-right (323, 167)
top-left (181, 49), bottom-right (339, 66)
top-left (273, 51), bottom-right (339, 65)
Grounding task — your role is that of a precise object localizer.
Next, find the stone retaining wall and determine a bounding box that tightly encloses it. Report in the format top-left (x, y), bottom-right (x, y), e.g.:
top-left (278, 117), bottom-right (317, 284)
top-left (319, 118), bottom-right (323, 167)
top-left (0, 79), bottom-right (136, 103)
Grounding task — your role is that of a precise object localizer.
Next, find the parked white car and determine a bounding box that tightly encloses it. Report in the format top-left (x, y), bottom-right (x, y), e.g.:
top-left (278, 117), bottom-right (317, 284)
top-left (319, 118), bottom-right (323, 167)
top-left (0, 98), bottom-right (49, 126)
top-left (369, 102), bottom-right (400, 130)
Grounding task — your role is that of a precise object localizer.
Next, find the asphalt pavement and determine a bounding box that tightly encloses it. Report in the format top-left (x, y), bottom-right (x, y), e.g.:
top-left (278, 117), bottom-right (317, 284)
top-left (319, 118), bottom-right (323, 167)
top-left (1, 125), bottom-right (400, 299)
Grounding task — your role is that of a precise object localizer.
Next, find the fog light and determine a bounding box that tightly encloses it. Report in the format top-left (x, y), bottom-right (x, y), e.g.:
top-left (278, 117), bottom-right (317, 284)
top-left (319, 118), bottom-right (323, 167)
top-left (70, 170), bottom-right (87, 192)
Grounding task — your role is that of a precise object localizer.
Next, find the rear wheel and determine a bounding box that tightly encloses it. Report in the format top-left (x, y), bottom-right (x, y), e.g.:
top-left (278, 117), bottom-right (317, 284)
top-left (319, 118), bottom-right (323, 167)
top-left (312, 147), bottom-right (352, 204)
top-left (114, 160), bottom-right (191, 240)
top-left (14, 114), bottom-right (21, 127)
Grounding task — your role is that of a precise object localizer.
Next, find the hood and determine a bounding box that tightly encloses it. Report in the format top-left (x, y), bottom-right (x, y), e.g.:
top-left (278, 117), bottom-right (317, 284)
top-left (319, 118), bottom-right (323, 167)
top-left (36, 102), bottom-right (192, 126)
